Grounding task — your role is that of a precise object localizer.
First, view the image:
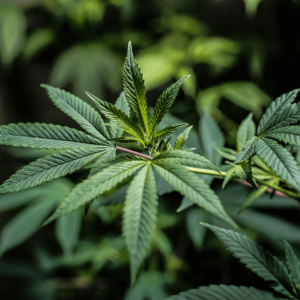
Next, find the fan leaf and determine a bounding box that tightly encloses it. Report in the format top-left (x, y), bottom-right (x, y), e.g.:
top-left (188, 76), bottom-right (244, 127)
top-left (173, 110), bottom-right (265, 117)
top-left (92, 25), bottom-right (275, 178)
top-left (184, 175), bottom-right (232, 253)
top-left (123, 164), bottom-right (158, 284)
top-left (235, 137), bottom-right (257, 163)
top-left (237, 113), bottom-right (256, 150)
top-left (265, 126), bottom-right (300, 147)
top-left (41, 84), bottom-right (109, 140)
top-left (155, 123), bottom-right (188, 138)
top-left (284, 240), bottom-right (300, 290)
top-left (175, 126), bottom-right (193, 150)
top-left (214, 147), bottom-right (237, 161)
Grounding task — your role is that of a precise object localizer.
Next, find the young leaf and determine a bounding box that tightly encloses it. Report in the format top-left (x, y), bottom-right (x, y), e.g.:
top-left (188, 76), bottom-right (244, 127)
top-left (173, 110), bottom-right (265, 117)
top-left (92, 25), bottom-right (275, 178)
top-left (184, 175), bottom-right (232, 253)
top-left (199, 112), bottom-right (225, 165)
top-left (123, 164), bottom-right (158, 284)
top-left (123, 42), bottom-right (149, 134)
top-left (255, 137), bottom-right (300, 191)
top-left (153, 162), bottom-right (238, 229)
top-left (203, 223), bottom-right (295, 298)
top-left (222, 168), bottom-right (235, 189)
top-left (153, 150), bottom-right (220, 173)
top-left (56, 207), bottom-right (81, 257)
top-left (237, 113), bottom-right (256, 150)
top-left (0, 123), bottom-right (109, 149)
top-left (265, 126), bottom-right (300, 147)
top-left (86, 91), bottom-right (145, 145)
top-left (257, 89), bottom-right (300, 135)
top-left (235, 137), bottom-right (257, 163)
top-left (155, 123), bottom-right (188, 138)
top-left (110, 92), bottom-right (130, 138)
top-left (43, 159), bottom-right (147, 225)
top-left (284, 240), bottom-right (300, 290)
top-left (214, 147), bottom-right (237, 161)
top-left (0, 148), bottom-right (105, 194)
top-left (175, 126), bottom-right (193, 150)
top-left (41, 84), bottom-right (110, 140)
top-left (167, 285), bottom-right (284, 300)
top-left (150, 76), bottom-right (190, 135)
top-left (234, 160), bottom-right (257, 189)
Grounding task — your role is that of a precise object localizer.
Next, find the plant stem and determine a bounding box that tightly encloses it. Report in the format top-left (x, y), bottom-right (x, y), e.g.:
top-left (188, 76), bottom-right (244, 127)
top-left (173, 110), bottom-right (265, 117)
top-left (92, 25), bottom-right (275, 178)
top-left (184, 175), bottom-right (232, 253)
top-left (116, 146), bottom-right (152, 160)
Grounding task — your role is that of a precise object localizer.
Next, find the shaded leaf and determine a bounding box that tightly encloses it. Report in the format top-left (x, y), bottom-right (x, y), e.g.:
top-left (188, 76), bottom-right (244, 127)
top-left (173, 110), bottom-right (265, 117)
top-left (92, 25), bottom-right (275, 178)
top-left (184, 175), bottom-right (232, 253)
top-left (237, 113), bottom-right (256, 150)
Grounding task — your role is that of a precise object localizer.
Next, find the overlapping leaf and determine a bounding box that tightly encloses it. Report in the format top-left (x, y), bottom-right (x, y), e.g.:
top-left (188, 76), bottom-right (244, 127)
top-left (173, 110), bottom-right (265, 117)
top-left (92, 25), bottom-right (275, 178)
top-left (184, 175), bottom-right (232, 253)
top-left (234, 160), bottom-right (257, 189)
top-left (265, 126), bottom-right (300, 146)
top-left (41, 84), bottom-right (110, 140)
top-left (123, 164), bottom-right (158, 284)
top-left (153, 162), bottom-right (237, 229)
top-left (237, 113), bottom-right (256, 150)
top-left (214, 147), bottom-right (237, 161)
top-left (235, 137), bottom-right (257, 163)
top-left (203, 223), bottom-right (295, 298)
top-left (284, 240), bottom-right (300, 290)
top-left (0, 123), bottom-right (108, 149)
top-left (255, 137), bottom-right (300, 191)
top-left (155, 123), bottom-right (188, 138)
top-left (257, 89), bottom-right (299, 135)
top-left (0, 148), bottom-right (105, 193)
top-left (175, 126), bottom-right (193, 150)
top-left (123, 42), bottom-right (149, 134)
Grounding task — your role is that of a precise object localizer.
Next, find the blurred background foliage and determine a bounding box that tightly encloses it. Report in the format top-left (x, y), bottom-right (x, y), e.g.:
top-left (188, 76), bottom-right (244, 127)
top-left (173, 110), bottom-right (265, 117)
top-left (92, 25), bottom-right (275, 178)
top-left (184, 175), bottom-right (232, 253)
top-left (1, 0), bottom-right (300, 299)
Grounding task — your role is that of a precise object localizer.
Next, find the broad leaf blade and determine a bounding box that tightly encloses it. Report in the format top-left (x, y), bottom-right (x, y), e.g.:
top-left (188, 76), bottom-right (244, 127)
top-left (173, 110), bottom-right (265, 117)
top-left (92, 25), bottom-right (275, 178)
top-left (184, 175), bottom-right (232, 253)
top-left (153, 162), bottom-right (237, 229)
top-left (0, 148), bottom-right (105, 193)
top-left (257, 89), bottom-right (299, 135)
top-left (255, 137), bottom-right (300, 191)
top-left (284, 240), bottom-right (300, 290)
top-left (237, 113), bottom-right (256, 150)
top-left (235, 137), bottom-right (257, 163)
top-left (43, 160), bottom-right (147, 225)
top-left (203, 223), bottom-right (295, 298)
top-left (0, 123), bottom-right (109, 149)
top-left (167, 285), bottom-right (284, 300)
top-left (265, 126), bottom-right (300, 146)
top-left (41, 84), bottom-right (110, 140)
top-left (123, 164), bottom-right (158, 284)
top-left (123, 42), bottom-right (149, 134)
top-left (150, 76), bottom-right (190, 135)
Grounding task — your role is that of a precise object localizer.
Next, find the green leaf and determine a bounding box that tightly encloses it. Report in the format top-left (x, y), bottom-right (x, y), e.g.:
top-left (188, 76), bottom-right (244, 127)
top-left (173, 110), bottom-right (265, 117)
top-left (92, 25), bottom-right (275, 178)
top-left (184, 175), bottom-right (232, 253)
top-left (234, 160), bottom-right (257, 189)
top-left (203, 223), bottom-right (295, 298)
top-left (108, 137), bottom-right (140, 143)
top-left (0, 123), bottom-right (108, 150)
top-left (0, 199), bottom-right (57, 256)
top-left (86, 91), bottom-right (145, 145)
top-left (123, 42), bottom-right (149, 134)
top-left (123, 164), bottom-right (158, 284)
top-left (155, 123), bottom-right (188, 138)
top-left (43, 160), bottom-right (147, 225)
top-left (153, 162), bottom-right (237, 229)
top-left (255, 137), bottom-right (300, 191)
top-left (199, 112), bottom-right (225, 165)
top-left (222, 168), bottom-right (235, 189)
top-left (153, 150), bottom-right (220, 173)
top-left (150, 76), bottom-right (190, 135)
top-left (235, 137), bottom-right (257, 163)
top-left (265, 126), bottom-right (300, 147)
top-left (257, 89), bottom-right (300, 135)
top-left (0, 148), bottom-right (105, 194)
top-left (166, 285), bottom-right (284, 300)
top-left (98, 183), bottom-right (129, 207)
top-left (237, 113), bottom-right (256, 150)
top-left (214, 147), bottom-right (237, 161)
top-left (110, 92), bottom-right (130, 138)
top-left (56, 207), bottom-right (81, 257)
top-left (41, 84), bottom-right (110, 140)
top-left (284, 240), bottom-right (300, 290)
top-left (175, 126), bottom-right (193, 150)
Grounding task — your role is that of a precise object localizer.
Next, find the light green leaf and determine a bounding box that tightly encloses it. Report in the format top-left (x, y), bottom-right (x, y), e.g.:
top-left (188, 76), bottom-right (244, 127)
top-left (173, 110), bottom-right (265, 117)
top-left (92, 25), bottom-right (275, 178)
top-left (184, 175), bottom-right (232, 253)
top-left (110, 92), bottom-right (130, 138)
top-left (284, 240), bottom-right (300, 290)
top-left (237, 113), bottom-right (256, 150)
top-left (222, 168), bottom-right (235, 189)
top-left (255, 137), bottom-right (300, 191)
top-left (155, 123), bottom-right (188, 138)
top-left (234, 160), bottom-right (256, 189)
top-left (235, 137), bottom-right (257, 163)
top-left (265, 126), bottom-right (300, 147)
top-left (0, 148), bottom-right (104, 194)
top-left (43, 160), bottom-right (147, 225)
top-left (123, 42), bottom-right (149, 134)
top-left (86, 91), bottom-right (145, 145)
top-left (153, 162), bottom-right (237, 229)
top-left (123, 164), bottom-right (158, 283)
top-left (167, 285), bottom-right (284, 300)
top-left (150, 76), bottom-right (190, 135)
top-left (153, 150), bottom-right (219, 173)
top-left (175, 126), bottom-right (193, 150)
top-left (41, 84), bottom-right (109, 140)
top-left (257, 89), bottom-right (300, 135)
top-left (0, 123), bottom-right (108, 150)
top-left (203, 223), bottom-right (295, 298)
top-left (214, 147), bottom-right (237, 161)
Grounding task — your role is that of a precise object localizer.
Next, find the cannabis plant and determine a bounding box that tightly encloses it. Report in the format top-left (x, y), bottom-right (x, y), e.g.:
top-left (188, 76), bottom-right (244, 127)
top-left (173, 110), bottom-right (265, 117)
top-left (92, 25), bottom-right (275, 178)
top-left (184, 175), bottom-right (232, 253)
top-left (168, 223), bottom-right (300, 300)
